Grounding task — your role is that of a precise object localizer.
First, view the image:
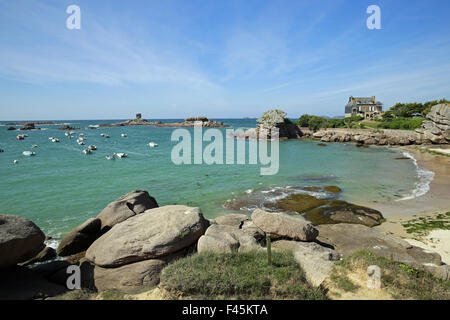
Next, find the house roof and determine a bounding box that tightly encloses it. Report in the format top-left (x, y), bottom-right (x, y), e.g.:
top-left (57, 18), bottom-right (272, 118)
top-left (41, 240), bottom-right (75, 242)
top-left (346, 97), bottom-right (383, 107)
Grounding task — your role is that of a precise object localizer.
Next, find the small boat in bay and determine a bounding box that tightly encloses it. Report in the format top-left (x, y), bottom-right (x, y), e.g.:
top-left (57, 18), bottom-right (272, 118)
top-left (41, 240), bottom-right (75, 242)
top-left (22, 151), bottom-right (36, 156)
top-left (148, 142), bottom-right (158, 147)
top-left (116, 153), bottom-right (127, 158)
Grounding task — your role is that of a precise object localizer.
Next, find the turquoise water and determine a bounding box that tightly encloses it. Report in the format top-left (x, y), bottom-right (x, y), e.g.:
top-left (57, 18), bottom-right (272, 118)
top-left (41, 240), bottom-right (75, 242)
top-left (0, 119), bottom-right (419, 240)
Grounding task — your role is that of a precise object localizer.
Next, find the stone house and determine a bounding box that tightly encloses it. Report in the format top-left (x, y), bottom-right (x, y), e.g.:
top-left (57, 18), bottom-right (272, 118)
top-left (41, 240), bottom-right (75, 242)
top-left (345, 96), bottom-right (383, 119)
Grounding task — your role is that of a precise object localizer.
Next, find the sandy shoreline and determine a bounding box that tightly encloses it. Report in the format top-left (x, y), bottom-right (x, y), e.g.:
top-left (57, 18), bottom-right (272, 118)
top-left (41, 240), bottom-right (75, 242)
top-left (358, 146), bottom-right (450, 218)
top-left (361, 145), bottom-right (450, 264)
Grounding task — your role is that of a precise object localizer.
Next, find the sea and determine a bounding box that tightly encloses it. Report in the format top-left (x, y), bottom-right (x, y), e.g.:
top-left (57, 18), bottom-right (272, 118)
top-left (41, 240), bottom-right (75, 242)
top-left (0, 119), bottom-right (434, 246)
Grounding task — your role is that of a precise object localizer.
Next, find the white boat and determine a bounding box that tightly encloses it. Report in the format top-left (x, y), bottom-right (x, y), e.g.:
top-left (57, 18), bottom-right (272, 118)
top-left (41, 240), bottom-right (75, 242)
top-left (48, 137), bottom-right (54, 140)
top-left (88, 145), bottom-right (97, 151)
top-left (148, 142), bottom-right (159, 147)
top-left (105, 155), bottom-right (115, 160)
top-left (82, 148), bottom-right (92, 155)
top-left (51, 138), bottom-right (60, 143)
top-left (65, 132), bottom-right (70, 136)
top-left (22, 151), bottom-right (36, 156)
top-left (116, 153), bottom-right (127, 158)
top-left (79, 133), bottom-right (85, 137)
top-left (31, 145), bottom-right (38, 148)
top-left (100, 133), bottom-right (106, 137)
top-left (16, 135), bottom-right (25, 140)
top-left (77, 141), bottom-right (85, 145)
top-left (13, 160), bottom-right (18, 164)
top-left (121, 134), bottom-right (127, 137)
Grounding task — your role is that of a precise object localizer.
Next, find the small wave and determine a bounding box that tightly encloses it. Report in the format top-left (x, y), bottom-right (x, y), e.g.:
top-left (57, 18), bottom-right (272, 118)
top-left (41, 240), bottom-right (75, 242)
top-left (397, 151), bottom-right (435, 201)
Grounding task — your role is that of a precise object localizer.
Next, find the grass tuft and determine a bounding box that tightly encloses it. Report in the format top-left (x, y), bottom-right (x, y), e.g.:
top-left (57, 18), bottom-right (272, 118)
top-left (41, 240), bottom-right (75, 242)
top-left (160, 250), bottom-right (327, 300)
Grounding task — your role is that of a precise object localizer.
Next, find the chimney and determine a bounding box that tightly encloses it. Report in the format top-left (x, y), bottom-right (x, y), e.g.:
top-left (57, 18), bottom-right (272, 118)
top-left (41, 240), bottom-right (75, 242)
top-left (349, 96), bottom-right (354, 102)
top-left (371, 96), bottom-right (376, 102)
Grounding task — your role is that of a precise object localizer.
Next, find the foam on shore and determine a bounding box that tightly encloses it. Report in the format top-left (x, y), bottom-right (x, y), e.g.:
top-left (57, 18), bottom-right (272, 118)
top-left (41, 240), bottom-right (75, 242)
top-left (397, 151), bottom-right (435, 201)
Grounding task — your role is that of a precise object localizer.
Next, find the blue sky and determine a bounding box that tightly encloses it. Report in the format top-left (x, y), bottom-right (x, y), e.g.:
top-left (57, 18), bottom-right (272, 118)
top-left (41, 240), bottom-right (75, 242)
top-left (0, 0), bottom-right (449, 120)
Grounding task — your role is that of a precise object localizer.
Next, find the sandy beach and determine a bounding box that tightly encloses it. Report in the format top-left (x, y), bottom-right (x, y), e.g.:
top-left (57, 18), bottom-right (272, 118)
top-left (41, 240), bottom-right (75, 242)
top-left (361, 146), bottom-right (450, 264)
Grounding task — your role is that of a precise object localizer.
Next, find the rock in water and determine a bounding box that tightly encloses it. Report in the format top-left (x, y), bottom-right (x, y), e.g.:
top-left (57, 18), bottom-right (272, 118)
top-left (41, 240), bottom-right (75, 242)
top-left (96, 190), bottom-right (158, 232)
top-left (304, 200), bottom-right (384, 227)
top-left (316, 223), bottom-right (442, 269)
top-left (57, 218), bottom-right (102, 256)
top-left (251, 209), bottom-right (318, 241)
top-left (0, 214), bottom-right (45, 268)
top-left (86, 205), bottom-right (209, 267)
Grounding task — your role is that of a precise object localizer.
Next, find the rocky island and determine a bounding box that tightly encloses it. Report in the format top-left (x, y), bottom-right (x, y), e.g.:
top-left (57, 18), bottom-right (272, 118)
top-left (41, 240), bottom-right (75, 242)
top-left (100, 113), bottom-right (229, 128)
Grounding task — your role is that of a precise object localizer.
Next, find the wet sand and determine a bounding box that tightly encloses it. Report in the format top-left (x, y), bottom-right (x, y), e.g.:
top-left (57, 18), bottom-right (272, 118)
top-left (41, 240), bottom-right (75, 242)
top-left (365, 146), bottom-right (450, 264)
top-left (359, 147), bottom-right (450, 218)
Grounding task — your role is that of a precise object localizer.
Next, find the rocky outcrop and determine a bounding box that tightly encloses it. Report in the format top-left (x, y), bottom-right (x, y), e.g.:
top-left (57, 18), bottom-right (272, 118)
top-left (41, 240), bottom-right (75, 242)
top-left (86, 205), bottom-right (209, 267)
top-left (57, 218), bottom-right (101, 257)
top-left (197, 224), bottom-right (260, 253)
top-left (416, 103), bottom-right (450, 144)
top-left (56, 125), bottom-right (80, 131)
top-left (251, 209), bottom-right (318, 241)
top-left (213, 213), bottom-right (249, 228)
top-left (100, 114), bottom-right (229, 128)
top-left (57, 190), bottom-right (158, 256)
top-left (154, 117), bottom-right (229, 128)
top-left (300, 127), bottom-right (422, 146)
top-left (19, 246), bottom-right (57, 266)
top-left (316, 223), bottom-right (442, 270)
top-left (20, 123), bottom-right (40, 131)
top-left (272, 240), bottom-right (341, 287)
top-left (0, 214), bottom-right (46, 268)
top-left (88, 259), bottom-right (168, 293)
top-left (96, 190), bottom-right (158, 232)
top-left (230, 109), bottom-right (301, 140)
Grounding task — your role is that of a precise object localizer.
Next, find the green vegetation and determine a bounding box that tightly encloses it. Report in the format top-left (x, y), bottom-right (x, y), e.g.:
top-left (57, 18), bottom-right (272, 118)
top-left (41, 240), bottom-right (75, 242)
top-left (296, 98), bottom-right (448, 131)
top-left (98, 288), bottom-right (128, 300)
top-left (401, 212), bottom-right (450, 237)
top-left (329, 273), bottom-right (360, 292)
top-left (375, 116), bottom-right (425, 130)
top-left (329, 250), bottom-right (450, 300)
top-left (388, 99), bottom-right (449, 117)
top-left (295, 115), bottom-right (363, 130)
top-left (160, 250), bottom-right (327, 300)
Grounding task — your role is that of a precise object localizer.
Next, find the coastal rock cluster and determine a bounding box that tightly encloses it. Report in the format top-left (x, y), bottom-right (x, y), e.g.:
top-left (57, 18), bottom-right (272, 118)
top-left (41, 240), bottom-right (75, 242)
top-left (99, 114), bottom-right (229, 128)
top-left (416, 103), bottom-right (450, 144)
top-left (0, 189), bottom-right (448, 299)
top-left (230, 109), bottom-right (302, 140)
